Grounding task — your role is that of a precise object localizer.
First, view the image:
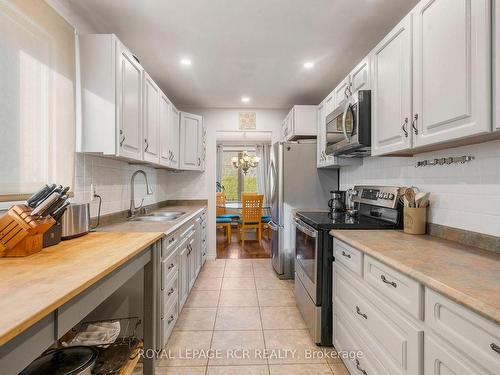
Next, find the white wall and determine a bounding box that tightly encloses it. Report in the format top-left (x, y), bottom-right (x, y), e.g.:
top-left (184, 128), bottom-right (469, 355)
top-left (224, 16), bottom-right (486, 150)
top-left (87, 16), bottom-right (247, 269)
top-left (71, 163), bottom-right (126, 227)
top-left (170, 108), bottom-right (288, 257)
top-left (340, 140), bottom-right (500, 237)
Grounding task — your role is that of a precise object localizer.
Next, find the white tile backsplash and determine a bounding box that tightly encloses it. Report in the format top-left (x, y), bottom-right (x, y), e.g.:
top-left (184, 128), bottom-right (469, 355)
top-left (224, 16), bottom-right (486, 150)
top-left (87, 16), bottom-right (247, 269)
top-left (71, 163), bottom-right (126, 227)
top-left (340, 139), bottom-right (500, 237)
top-left (73, 153), bottom-right (171, 217)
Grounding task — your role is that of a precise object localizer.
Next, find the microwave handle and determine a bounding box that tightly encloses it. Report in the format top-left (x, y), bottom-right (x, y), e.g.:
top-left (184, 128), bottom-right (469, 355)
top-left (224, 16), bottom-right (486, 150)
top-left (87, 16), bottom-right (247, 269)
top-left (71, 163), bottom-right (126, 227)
top-left (341, 97), bottom-right (351, 142)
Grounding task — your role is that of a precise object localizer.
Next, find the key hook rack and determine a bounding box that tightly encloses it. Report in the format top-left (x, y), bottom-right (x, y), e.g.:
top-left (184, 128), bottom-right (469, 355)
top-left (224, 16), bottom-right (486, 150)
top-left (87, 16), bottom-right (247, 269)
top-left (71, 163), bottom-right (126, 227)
top-left (415, 155), bottom-right (474, 168)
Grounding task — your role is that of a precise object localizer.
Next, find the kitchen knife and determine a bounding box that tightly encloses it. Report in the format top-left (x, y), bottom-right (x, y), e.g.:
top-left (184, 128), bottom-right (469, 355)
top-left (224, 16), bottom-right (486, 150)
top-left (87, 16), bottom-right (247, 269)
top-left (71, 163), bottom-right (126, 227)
top-left (32, 184), bottom-right (60, 207)
top-left (26, 185), bottom-right (49, 207)
top-left (31, 192), bottom-right (60, 217)
top-left (52, 201), bottom-right (70, 222)
top-left (41, 195), bottom-right (68, 217)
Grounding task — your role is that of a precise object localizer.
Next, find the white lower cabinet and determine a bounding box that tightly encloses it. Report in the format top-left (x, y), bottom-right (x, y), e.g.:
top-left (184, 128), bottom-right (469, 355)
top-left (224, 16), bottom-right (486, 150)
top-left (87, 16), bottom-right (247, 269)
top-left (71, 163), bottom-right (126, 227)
top-left (159, 209), bottom-right (206, 347)
top-left (333, 238), bottom-right (500, 375)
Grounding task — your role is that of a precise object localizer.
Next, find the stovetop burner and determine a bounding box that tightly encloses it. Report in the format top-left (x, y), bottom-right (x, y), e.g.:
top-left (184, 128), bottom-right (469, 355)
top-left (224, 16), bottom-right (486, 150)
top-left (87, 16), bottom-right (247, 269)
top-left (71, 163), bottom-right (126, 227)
top-left (296, 211), bottom-right (400, 230)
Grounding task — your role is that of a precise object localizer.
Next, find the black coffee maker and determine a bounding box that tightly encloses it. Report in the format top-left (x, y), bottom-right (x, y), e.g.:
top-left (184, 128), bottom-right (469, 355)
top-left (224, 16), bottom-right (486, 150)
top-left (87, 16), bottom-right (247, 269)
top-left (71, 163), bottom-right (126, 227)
top-left (328, 190), bottom-right (346, 215)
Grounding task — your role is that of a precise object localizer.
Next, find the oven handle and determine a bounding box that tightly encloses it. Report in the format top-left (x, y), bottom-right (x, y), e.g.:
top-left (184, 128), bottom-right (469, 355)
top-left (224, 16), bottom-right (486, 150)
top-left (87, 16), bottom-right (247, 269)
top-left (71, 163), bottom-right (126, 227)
top-left (294, 218), bottom-right (317, 238)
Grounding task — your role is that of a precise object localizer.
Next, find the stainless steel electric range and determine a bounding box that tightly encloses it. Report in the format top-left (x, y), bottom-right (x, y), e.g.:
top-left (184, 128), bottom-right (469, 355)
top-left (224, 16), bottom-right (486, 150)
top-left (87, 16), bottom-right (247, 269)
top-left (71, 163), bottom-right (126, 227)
top-left (294, 185), bottom-right (403, 346)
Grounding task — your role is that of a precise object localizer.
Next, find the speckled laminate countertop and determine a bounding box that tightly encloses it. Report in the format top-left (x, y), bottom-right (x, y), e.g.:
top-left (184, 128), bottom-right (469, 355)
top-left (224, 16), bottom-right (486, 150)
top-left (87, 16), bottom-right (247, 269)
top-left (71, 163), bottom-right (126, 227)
top-left (98, 205), bottom-right (206, 235)
top-left (330, 229), bottom-right (500, 324)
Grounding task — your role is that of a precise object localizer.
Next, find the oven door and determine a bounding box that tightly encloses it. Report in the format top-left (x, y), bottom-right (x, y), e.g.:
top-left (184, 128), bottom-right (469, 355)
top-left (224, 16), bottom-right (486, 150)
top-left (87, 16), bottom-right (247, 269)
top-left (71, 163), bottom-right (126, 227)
top-left (294, 218), bottom-right (319, 303)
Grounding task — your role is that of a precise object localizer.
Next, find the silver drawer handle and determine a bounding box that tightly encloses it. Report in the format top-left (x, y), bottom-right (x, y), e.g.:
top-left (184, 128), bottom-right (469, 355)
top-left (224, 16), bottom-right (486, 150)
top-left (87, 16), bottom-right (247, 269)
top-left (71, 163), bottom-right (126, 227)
top-left (168, 263), bottom-right (175, 270)
top-left (491, 343), bottom-right (500, 355)
top-left (381, 274), bottom-right (397, 288)
top-left (167, 315), bottom-right (175, 324)
top-left (356, 306), bottom-right (367, 319)
top-left (167, 288), bottom-right (174, 296)
top-left (355, 359), bottom-right (367, 375)
top-left (341, 251), bottom-right (351, 259)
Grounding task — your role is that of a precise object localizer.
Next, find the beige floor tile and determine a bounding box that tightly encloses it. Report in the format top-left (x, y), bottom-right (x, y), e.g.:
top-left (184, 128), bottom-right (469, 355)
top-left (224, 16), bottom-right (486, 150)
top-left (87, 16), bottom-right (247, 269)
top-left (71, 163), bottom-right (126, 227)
top-left (224, 265), bottom-right (254, 277)
top-left (253, 266), bottom-right (277, 278)
top-left (257, 289), bottom-right (296, 307)
top-left (219, 290), bottom-right (258, 307)
top-left (323, 347), bottom-right (343, 365)
top-left (255, 277), bottom-right (292, 290)
top-left (269, 364), bottom-right (333, 375)
top-left (209, 330), bottom-right (266, 365)
top-left (185, 290), bottom-right (220, 307)
top-left (204, 259), bottom-right (226, 268)
top-left (199, 266), bottom-right (225, 278)
top-left (174, 307), bottom-right (217, 331)
top-left (193, 277), bottom-right (223, 291)
top-left (329, 362), bottom-right (349, 375)
top-left (264, 330), bottom-right (327, 364)
top-left (207, 365), bottom-right (269, 374)
top-left (252, 259), bottom-right (273, 268)
top-left (225, 259), bottom-right (253, 267)
top-left (221, 277), bottom-right (255, 290)
top-left (260, 306), bottom-right (306, 329)
top-left (159, 331), bottom-right (212, 366)
top-left (214, 307), bottom-right (262, 330)
top-left (156, 367), bottom-right (207, 375)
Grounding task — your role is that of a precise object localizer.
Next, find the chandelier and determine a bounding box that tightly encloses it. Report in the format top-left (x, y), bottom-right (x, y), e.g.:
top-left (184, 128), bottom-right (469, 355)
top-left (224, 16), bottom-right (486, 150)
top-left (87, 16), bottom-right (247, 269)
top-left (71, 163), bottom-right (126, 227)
top-left (231, 151), bottom-right (260, 175)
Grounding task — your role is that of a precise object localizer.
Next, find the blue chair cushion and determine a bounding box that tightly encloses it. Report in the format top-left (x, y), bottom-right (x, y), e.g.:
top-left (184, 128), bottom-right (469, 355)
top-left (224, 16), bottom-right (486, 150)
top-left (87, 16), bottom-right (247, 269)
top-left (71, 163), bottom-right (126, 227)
top-left (218, 214), bottom-right (240, 219)
top-left (261, 215), bottom-right (271, 223)
top-left (216, 217), bottom-right (232, 224)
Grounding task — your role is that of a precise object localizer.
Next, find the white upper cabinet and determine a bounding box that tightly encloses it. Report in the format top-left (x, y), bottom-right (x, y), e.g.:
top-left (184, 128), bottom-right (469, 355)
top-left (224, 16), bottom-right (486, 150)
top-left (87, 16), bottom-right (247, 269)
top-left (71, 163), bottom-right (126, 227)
top-left (412, 0), bottom-right (491, 147)
top-left (281, 105), bottom-right (317, 141)
top-left (170, 106), bottom-right (181, 168)
top-left (350, 57), bottom-right (371, 96)
top-left (116, 44), bottom-right (143, 160)
top-left (334, 75), bottom-right (351, 109)
top-left (143, 71), bottom-right (160, 163)
top-left (317, 101), bottom-right (325, 167)
top-left (159, 92), bottom-right (172, 166)
top-left (179, 111), bottom-right (204, 171)
top-left (371, 14), bottom-right (413, 156)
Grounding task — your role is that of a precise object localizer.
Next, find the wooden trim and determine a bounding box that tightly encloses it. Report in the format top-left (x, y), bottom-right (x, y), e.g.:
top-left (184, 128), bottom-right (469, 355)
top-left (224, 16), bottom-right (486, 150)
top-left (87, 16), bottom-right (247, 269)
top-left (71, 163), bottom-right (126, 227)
top-left (0, 192), bottom-right (74, 203)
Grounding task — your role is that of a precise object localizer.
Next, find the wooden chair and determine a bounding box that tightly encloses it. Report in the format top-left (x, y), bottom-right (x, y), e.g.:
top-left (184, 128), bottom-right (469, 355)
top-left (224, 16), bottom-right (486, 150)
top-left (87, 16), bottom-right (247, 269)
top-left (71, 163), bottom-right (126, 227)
top-left (237, 194), bottom-right (264, 245)
top-left (216, 192), bottom-right (239, 220)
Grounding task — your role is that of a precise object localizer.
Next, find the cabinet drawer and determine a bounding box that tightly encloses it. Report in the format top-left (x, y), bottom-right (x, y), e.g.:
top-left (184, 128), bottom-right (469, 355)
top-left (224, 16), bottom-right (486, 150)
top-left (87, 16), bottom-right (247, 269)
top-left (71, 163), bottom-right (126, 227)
top-left (425, 333), bottom-right (488, 375)
top-left (160, 299), bottom-right (178, 348)
top-left (162, 233), bottom-right (178, 259)
top-left (364, 255), bottom-right (423, 320)
top-left (161, 249), bottom-right (178, 289)
top-left (335, 310), bottom-right (386, 375)
top-left (425, 288), bottom-right (500, 375)
top-left (162, 273), bottom-right (178, 316)
top-left (334, 239), bottom-right (363, 276)
top-left (336, 263), bottom-right (422, 375)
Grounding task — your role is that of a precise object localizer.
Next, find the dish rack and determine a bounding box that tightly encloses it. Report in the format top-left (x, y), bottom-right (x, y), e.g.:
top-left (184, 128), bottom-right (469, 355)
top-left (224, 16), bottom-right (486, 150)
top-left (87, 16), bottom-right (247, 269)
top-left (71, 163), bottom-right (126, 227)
top-left (0, 205), bottom-right (55, 257)
top-left (66, 317), bottom-right (142, 375)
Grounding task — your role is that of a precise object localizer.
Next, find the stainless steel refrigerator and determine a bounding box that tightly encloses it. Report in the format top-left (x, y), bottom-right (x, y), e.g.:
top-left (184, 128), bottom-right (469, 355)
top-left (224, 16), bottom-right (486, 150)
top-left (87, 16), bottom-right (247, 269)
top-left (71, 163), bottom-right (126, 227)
top-left (268, 141), bottom-right (338, 279)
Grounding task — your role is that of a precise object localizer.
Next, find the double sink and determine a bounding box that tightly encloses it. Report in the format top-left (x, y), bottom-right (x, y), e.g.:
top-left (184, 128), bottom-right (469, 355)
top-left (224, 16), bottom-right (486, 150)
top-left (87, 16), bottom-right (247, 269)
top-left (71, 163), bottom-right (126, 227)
top-left (128, 211), bottom-right (186, 222)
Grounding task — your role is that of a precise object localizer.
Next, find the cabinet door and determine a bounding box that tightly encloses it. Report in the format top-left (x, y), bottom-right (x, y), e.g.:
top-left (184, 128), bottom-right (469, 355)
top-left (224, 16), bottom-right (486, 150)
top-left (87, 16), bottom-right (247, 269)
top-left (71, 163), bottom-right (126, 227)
top-left (178, 245), bottom-right (189, 309)
top-left (159, 93), bottom-right (172, 166)
top-left (425, 334), bottom-right (486, 375)
top-left (117, 47), bottom-right (143, 160)
top-left (334, 75), bottom-right (351, 109)
top-left (188, 235), bottom-right (196, 290)
top-left (371, 15), bottom-right (413, 156)
top-left (179, 112), bottom-right (203, 170)
top-left (317, 102), bottom-right (325, 167)
top-left (143, 72), bottom-right (160, 163)
top-left (412, 0), bottom-right (491, 147)
top-left (350, 56), bottom-right (370, 94)
top-left (169, 106), bottom-right (180, 168)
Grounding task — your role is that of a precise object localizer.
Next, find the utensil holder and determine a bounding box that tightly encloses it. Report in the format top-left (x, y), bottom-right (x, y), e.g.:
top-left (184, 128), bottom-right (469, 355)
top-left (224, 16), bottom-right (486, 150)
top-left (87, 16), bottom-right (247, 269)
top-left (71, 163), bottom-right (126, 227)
top-left (403, 207), bottom-right (427, 235)
top-left (0, 205), bottom-right (56, 257)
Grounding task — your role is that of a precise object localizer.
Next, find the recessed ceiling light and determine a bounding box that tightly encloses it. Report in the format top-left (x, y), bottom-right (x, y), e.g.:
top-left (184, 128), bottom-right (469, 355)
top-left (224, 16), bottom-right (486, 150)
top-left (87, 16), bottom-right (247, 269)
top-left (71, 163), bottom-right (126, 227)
top-left (303, 61), bottom-right (315, 69)
top-left (180, 58), bottom-right (192, 66)
top-left (241, 96), bottom-right (250, 103)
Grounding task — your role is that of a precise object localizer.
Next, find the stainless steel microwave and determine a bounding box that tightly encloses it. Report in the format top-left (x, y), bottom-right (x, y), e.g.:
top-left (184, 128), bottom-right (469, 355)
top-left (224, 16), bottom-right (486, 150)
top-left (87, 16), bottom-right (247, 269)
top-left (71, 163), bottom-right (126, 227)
top-left (325, 90), bottom-right (371, 157)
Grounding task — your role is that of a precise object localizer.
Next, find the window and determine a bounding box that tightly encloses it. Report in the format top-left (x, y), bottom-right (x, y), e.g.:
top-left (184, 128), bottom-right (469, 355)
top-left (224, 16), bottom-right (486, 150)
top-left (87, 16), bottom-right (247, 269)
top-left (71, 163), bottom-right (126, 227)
top-left (221, 148), bottom-right (258, 201)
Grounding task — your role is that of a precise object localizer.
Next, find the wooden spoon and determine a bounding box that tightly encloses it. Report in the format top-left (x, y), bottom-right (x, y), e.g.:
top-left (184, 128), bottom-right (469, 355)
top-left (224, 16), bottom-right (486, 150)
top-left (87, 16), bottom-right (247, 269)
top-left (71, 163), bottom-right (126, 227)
top-left (405, 188), bottom-right (416, 208)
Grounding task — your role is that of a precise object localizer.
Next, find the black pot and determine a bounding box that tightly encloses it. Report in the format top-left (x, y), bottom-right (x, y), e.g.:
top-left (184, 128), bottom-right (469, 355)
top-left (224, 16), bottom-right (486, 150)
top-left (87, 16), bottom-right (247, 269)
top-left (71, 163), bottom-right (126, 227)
top-left (20, 346), bottom-right (98, 375)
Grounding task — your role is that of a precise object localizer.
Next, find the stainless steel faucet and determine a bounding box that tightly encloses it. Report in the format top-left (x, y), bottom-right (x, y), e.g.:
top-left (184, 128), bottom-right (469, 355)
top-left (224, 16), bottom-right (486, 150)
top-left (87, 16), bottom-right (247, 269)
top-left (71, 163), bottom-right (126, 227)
top-left (129, 170), bottom-right (154, 217)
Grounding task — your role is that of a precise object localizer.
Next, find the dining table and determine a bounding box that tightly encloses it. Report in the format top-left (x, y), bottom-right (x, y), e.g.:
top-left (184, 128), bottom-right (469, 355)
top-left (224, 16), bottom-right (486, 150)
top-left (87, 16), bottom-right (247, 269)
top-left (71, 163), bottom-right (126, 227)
top-left (218, 201), bottom-right (272, 210)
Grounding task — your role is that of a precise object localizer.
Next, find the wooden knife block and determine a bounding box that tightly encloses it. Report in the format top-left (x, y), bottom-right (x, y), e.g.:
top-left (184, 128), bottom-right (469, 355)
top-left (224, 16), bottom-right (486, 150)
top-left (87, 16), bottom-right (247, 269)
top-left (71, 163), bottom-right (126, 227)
top-left (0, 205), bottom-right (55, 257)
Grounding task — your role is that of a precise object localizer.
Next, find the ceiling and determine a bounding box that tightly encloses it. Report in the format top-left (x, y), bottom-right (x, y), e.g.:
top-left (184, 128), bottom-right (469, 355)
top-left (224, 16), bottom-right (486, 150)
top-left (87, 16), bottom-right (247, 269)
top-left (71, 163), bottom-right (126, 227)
top-left (70, 0), bottom-right (418, 109)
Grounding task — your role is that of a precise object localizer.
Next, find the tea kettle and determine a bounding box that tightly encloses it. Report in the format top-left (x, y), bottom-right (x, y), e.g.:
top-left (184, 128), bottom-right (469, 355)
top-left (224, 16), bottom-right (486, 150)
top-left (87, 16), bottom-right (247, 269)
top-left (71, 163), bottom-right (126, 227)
top-left (328, 190), bottom-right (346, 213)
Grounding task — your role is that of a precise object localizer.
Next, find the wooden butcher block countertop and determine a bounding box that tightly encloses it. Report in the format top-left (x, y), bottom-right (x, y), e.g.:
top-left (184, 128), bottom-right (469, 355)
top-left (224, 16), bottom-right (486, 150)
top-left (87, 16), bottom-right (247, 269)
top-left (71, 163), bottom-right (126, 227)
top-left (0, 231), bottom-right (163, 346)
top-left (330, 229), bottom-right (500, 324)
